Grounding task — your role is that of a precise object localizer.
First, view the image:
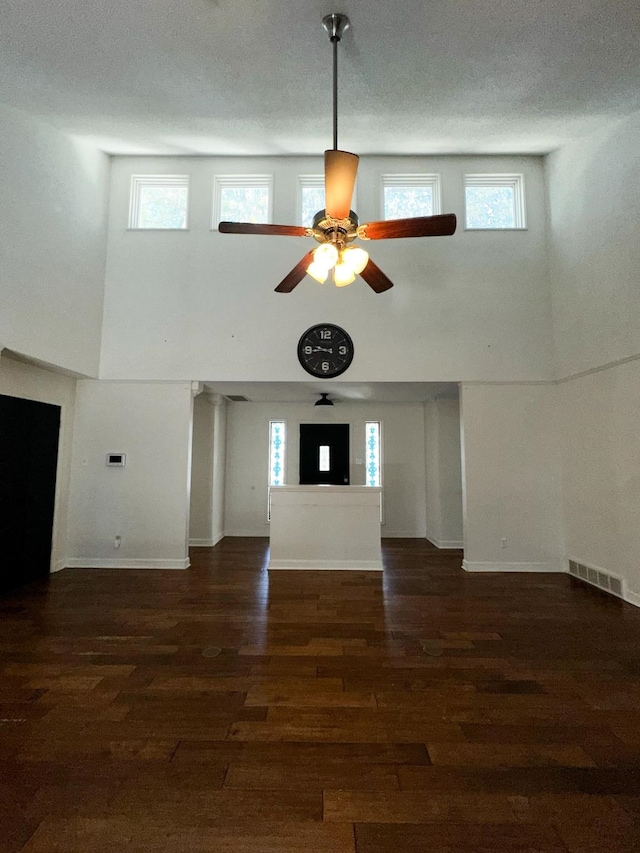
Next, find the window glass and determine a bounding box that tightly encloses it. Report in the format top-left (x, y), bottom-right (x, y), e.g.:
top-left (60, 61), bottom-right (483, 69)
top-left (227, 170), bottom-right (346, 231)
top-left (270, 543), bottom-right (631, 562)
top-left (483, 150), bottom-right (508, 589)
top-left (383, 186), bottom-right (433, 219)
top-left (213, 175), bottom-right (272, 227)
top-left (269, 421), bottom-right (286, 486)
top-left (464, 175), bottom-right (526, 229)
top-left (301, 184), bottom-right (325, 227)
top-left (129, 176), bottom-right (189, 229)
top-left (365, 422), bottom-right (381, 487)
top-left (220, 186), bottom-right (270, 223)
top-left (465, 186), bottom-right (515, 228)
top-left (381, 174), bottom-right (441, 220)
top-left (319, 445), bottom-right (330, 472)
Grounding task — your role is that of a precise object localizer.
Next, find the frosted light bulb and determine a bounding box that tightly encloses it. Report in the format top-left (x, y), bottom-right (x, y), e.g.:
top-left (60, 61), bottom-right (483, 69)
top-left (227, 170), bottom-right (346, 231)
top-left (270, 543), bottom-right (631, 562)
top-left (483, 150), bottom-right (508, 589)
top-left (306, 260), bottom-right (329, 283)
top-left (341, 246), bottom-right (369, 274)
top-left (313, 243), bottom-right (339, 269)
top-left (333, 262), bottom-right (356, 287)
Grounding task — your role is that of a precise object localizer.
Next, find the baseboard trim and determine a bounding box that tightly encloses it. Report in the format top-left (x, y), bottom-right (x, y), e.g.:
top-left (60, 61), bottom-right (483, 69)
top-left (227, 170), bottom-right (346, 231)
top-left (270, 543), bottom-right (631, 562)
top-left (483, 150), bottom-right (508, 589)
top-left (381, 531), bottom-right (425, 539)
top-left (224, 530), bottom-right (269, 538)
top-left (463, 560), bottom-right (562, 573)
top-left (426, 536), bottom-right (464, 550)
top-left (189, 534), bottom-right (224, 548)
top-left (51, 560), bottom-right (66, 574)
top-left (65, 557), bottom-right (190, 570)
top-left (268, 558), bottom-right (383, 572)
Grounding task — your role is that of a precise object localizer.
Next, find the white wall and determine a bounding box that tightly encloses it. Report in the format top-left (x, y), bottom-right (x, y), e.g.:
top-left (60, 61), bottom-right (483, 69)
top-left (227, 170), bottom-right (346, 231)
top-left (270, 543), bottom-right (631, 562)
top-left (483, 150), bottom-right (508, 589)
top-left (189, 392), bottom-right (227, 546)
top-left (189, 393), bottom-right (214, 544)
top-left (547, 110), bottom-right (640, 601)
top-left (547, 111), bottom-right (640, 379)
top-left (424, 402), bottom-right (443, 543)
top-left (0, 352), bottom-right (77, 573)
top-left (66, 380), bottom-right (194, 568)
top-left (460, 383), bottom-right (563, 572)
top-left (224, 401), bottom-right (427, 538)
top-left (558, 361), bottom-right (640, 603)
top-left (100, 154), bottom-right (554, 383)
top-left (211, 395), bottom-right (227, 545)
top-left (424, 396), bottom-right (463, 548)
top-left (0, 105), bottom-right (110, 376)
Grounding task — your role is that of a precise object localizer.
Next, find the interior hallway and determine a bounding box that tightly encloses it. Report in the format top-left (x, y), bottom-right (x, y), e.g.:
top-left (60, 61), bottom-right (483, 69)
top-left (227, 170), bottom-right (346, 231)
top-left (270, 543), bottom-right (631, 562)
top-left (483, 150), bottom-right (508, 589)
top-left (2, 538), bottom-right (640, 852)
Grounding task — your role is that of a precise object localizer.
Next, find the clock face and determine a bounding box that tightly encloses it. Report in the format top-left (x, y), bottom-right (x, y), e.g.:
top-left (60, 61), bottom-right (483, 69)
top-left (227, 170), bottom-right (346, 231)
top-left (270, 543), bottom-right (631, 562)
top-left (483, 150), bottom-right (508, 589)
top-left (297, 324), bottom-right (354, 378)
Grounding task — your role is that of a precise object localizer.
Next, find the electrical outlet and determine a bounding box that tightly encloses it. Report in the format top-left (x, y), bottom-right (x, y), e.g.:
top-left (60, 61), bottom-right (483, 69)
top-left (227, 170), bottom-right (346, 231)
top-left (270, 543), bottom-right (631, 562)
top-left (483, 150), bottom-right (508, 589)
top-left (114, 536), bottom-right (121, 549)
top-left (501, 537), bottom-right (508, 549)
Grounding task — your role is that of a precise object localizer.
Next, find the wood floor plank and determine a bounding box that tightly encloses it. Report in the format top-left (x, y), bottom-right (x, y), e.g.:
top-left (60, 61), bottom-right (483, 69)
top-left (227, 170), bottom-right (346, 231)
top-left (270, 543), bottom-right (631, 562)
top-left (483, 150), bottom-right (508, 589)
top-left (172, 740), bottom-right (430, 765)
top-left (324, 790), bottom-right (519, 823)
top-left (353, 822), bottom-right (568, 852)
top-left (20, 819), bottom-right (355, 853)
top-left (225, 762), bottom-right (399, 791)
top-left (426, 742), bottom-right (597, 768)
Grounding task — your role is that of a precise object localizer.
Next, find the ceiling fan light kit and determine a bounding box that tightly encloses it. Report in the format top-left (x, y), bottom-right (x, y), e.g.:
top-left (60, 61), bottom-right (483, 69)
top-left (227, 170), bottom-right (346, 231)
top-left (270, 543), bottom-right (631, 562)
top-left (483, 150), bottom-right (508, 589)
top-left (218, 13), bottom-right (457, 293)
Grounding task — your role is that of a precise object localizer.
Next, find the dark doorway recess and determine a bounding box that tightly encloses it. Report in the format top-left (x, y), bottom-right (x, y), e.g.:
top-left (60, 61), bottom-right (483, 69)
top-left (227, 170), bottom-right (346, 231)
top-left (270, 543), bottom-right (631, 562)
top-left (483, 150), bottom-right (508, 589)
top-left (0, 394), bottom-right (61, 593)
top-left (299, 423), bottom-right (350, 485)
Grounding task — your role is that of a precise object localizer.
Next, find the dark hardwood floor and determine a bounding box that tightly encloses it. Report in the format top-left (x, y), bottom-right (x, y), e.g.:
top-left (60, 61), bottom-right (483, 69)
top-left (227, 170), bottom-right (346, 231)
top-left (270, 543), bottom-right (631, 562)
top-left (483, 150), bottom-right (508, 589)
top-left (2, 538), bottom-right (640, 852)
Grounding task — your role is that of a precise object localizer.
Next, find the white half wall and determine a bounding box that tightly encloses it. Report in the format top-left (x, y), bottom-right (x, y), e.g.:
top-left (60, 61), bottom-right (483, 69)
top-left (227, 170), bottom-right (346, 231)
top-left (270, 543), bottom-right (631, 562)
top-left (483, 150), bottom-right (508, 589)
top-left (558, 360), bottom-right (640, 603)
top-left (460, 383), bottom-right (563, 573)
top-left (0, 352), bottom-right (77, 573)
top-left (223, 401), bottom-right (427, 538)
top-left (189, 392), bottom-right (227, 546)
top-left (424, 396), bottom-right (463, 548)
top-left (0, 104), bottom-right (110, 376)
top-left (66, 380), bottom-right (194, 568)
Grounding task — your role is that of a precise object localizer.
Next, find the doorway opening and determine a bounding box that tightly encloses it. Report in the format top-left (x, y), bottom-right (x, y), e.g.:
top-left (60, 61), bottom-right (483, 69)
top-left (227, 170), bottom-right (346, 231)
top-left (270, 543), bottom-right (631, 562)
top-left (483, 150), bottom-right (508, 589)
top-left (0, 394), bottom-right (60, 593)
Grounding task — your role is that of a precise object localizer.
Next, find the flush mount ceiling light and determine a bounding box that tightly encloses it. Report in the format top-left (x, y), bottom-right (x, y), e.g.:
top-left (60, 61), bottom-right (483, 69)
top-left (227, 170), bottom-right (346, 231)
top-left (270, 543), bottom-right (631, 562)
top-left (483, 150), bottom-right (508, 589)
top-left (314, 392), bottom-right (334, 407)
top-left (219, 13), bottom-right (457, 293)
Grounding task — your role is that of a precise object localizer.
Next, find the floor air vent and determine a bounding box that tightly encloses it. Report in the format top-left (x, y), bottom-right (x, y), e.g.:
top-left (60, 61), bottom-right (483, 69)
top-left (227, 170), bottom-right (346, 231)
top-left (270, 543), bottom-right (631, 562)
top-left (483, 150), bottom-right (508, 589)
top-left (569, 559), bottom-right (624, 599)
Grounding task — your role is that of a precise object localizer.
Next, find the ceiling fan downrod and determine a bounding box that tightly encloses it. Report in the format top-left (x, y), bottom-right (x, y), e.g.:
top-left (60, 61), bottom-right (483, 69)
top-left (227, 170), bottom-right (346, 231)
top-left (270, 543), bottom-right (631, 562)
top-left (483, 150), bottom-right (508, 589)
top-left (322, 13), bottom-right (350, 151)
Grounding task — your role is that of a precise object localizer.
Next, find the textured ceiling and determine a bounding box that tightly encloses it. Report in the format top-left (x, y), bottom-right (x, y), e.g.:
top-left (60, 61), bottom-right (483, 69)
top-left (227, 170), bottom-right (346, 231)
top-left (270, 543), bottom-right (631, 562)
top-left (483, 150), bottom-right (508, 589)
top-left (2, 0), bottom-right (639, 155)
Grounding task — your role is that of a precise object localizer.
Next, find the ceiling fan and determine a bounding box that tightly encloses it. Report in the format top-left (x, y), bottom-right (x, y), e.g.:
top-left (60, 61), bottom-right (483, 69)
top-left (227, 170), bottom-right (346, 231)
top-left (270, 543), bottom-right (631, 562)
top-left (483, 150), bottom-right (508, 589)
top-left (218, 13), bottom-right (457, 293)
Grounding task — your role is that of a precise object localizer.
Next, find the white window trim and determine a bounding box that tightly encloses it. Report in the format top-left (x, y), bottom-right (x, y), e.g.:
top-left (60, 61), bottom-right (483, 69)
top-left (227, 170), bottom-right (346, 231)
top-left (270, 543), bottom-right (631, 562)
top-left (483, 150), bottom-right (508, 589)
top-left (297, 174), bottom-right (324, 226)
top-left (212, 174), bottom-right (273, 229)
top-left (380, 173), bottom-right (442, 219)
top-left (128, 175), bottom-right (189, 230)
top-left (464, 173), bottom-right (526, 230)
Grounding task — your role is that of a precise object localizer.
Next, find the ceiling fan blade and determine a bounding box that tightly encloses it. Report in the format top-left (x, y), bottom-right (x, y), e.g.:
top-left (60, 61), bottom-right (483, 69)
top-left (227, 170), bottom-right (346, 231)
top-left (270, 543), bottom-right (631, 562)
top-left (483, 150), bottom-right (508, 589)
top-left (360, 213), bottom-right (457, 240)
top-left (324, 150), bottom-right (359, 220)
top-left (359, 257), bottom-right (394, 293)
top-left (219, 222), bottom-right (307, 237)
top-left (274, 250), bottom-right (316, 293)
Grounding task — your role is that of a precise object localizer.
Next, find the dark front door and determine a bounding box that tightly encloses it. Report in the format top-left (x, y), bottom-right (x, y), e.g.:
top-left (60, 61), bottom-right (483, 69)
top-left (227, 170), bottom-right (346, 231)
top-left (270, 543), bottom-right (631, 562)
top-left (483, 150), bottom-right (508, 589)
top-left (299, 423), bottom-right (350, 485)
top-left (0, 394), bottom-right (61, 593)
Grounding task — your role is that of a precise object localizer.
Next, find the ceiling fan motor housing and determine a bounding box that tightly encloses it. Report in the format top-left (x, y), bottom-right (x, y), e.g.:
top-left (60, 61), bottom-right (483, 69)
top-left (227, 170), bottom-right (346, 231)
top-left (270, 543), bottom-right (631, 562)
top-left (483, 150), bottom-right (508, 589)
top-left (311, 209), bottom-right (359, 246)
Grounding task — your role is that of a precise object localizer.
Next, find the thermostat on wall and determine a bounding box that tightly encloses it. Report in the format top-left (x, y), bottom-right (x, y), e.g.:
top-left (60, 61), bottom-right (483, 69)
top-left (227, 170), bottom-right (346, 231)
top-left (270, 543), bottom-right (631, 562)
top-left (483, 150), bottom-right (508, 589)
top-left (106, 453), bottom-right (126, 467)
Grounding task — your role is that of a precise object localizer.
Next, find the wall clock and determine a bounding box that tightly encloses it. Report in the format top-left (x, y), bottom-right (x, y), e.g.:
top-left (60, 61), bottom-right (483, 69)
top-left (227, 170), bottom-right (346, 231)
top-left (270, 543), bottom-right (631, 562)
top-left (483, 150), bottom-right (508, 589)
top-left (297, 324), bottom-right (354, 378)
